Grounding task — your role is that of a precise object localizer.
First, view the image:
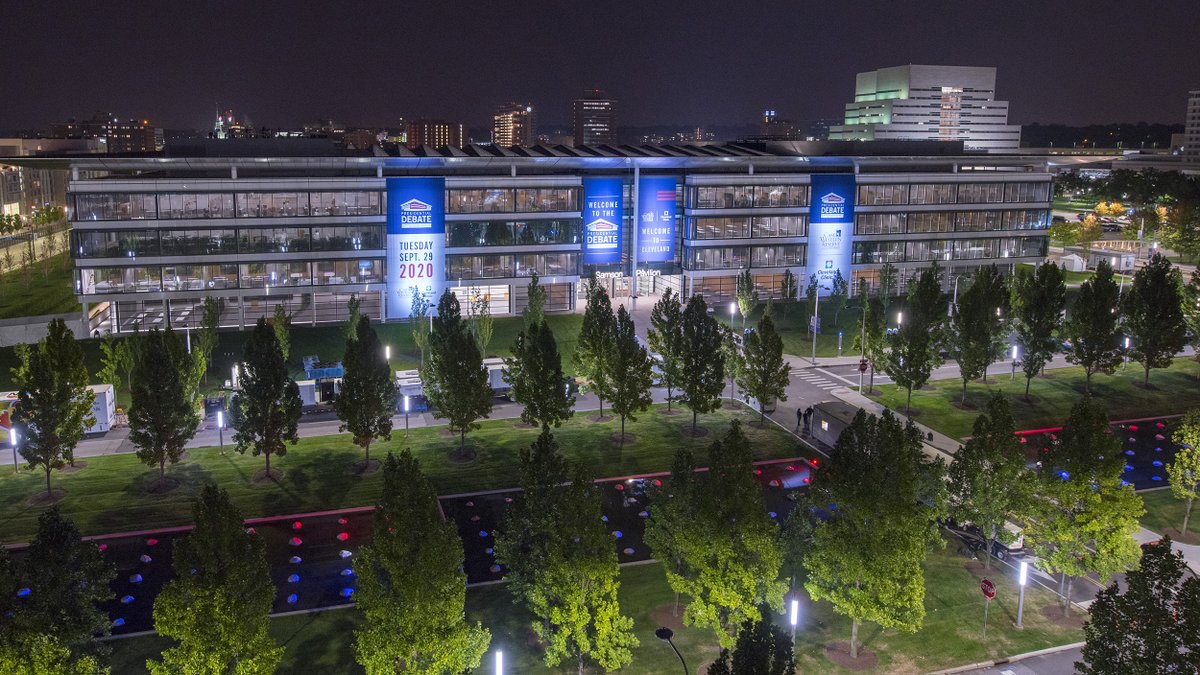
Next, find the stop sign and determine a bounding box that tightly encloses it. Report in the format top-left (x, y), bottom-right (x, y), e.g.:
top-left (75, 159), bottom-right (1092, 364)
top-left (858, 359), bottom-right (869, 373)
top-left (980, 578), bottom-right (996, 600)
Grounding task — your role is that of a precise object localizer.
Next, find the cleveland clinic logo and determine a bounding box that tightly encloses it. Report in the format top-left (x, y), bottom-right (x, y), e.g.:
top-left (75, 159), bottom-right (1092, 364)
top-left (819, 191), bottom-right (846, 219)
top-left (399, 198), bottom-right (433, 229)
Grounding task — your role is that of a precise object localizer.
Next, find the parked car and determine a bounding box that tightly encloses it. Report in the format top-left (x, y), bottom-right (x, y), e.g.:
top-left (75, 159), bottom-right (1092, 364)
top-left (1051, 215), bottom-right (1067, 224)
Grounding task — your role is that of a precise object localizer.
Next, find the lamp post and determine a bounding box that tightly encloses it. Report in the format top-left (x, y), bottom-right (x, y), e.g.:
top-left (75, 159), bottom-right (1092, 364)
top-left (1011, 344), bottom-right (1019, 381)
top-left (811, 288), bottom-right (820, 365)
top-left (216, 410), bottom-right (225, 456)
top-left (655, 627), bottom-right (689, 675)
top-left (949, 275), bottom-right (962, 316)
top-left (897, 311), bottom-right (903, 328)
top-left (1016, 560), bottom-right (1028, 628)
top-left (859, 299), bottom-right (867, 394)
top-left (729, 301), bottom-right (737, 331)
top-left (1123, 337), bottom-right (1131, 369)
top-left (403, 395), bottom-right (410, 438)
top-left (494, 650), bottom-right (503, 675)
top-left (384, 344), bottom-right (391, 362)
top-left (790, 596), bottom-right (800, 646)
top-left (9, 426), bottom-right (17, 475)
top-left (837, 330), bottom-right (843, 357)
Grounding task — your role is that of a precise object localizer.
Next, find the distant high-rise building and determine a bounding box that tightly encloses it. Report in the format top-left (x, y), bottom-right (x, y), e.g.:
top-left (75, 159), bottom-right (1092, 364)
top-left (493, 102), bottom-right (537, 147)
top-left (1184, 89), bottom-right (1200, 163)
top-left (573, 89), bottom-right (617, 146)
top-left (760, 110), bottom-right (800, 140)
top-left (103, 118), bottom-right (164, 153)
top-left (406, 119), bottom-right (465, 149)
top-left (213, 109), bottom-right (255, 139)
top-left (343, 129), bottom-right (381, 151)
top-left (829, 65), bottom-right (1021, 150)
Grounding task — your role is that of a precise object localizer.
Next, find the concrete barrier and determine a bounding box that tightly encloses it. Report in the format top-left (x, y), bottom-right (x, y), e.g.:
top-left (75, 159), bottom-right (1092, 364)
top-left (0, 313), bottom-right (86, 347)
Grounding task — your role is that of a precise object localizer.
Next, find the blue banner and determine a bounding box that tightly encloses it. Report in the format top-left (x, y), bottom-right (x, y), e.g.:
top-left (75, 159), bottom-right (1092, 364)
top-left (385, 177), bottom-right (445, 319)
top-left (637, 176), bottom-right (677, 263)
top-left (807, 174), bottom-right (856, 296)
top-left (582, 176), bottom-right (623, 266)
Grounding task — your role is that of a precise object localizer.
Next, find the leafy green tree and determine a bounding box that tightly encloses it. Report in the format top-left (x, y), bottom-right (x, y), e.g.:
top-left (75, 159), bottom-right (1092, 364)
top-left (737, 315), bottom-right (789, 425)
top-left (353, 451), bottom-right (490, 674)
top-left (1167, 409), bottom-right (1200, 535)
top-left (504, 319), bottom-right (574, 428)
top-left (409, 287), bottom-right (431, 370)
top-left (804, 274), bottom-right (818, 336)
top-left (523, 271), bottom-right (547, 327)
top-left (129, 328), bottom-right (200, 488)
top-left (0, 633), bottom-right (107, 675)
top-left (96, 331), bottom-right (124, 389)
top-left (1123, 252), bottom-right (1187, 385)
top-left (829, 269), bottom-right (849, 327)
top-left (720, 325), bottom-right (743, 404)
top-left (271, 303), bottom-right (291, 363)
top-left (1025, 398), bottom-right (1143, 617)
top-left (663, 422), bottom-right (786, 648)
top-left (883, 264), bottom-right (946, 415)
top-left (1160, 200), bottom-right (1200, 264)
top-left (736, 269), bottom-right (758, 330)
top-left (1011, 262), bottom-right (1067, 399)
top-left (149, 485), bottom-right (283, 674)
top-left (780, 269), bottom-right (798, 319)
top-left (706, 610), bottom-right (796, 675)
top-left (948, 395), bottom-right (1027, 570)
top-left (1078, 537), bottom-right (1200, 674)
top-left (468, 287), bottom-right (494, 355)
top-left (1184, 269), bottom-right (1200, 370)
top-left (345, 294), bottom-right (363, 343)
top-left (647, 288), bottom-right (685, 412)
top-left (645, 446), bottom-right (698, 617)
top-left (677, 294), bottom-right (725, 435)
top-left (947, 265), bottom-right (1009, 404)
top-left (230, 318), bottom-right (301, 479)
top-left (334, 317), bottom-right (397, 468)
top-left (805, 409), bottom-right (946, 659)
top-left (575, 280), bottom-right (617, 419)
top-left (425, 290), bottom-right (493, 454)
top-left (852, 293), bottom-right (887, 393)
top-left (879, 261), bottom-right (898, 309)
top-left (12, 319), bottom-right (96, 496)
top-left (1063, 260), bottom-right (1124, 393)
top-left (191, 296), bottom-right (221, 388)
top-left (608, 306), bottom-right (654, 445)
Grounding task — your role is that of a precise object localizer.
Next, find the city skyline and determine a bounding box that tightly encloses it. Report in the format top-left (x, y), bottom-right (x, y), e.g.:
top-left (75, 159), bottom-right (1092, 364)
top-left (2, 0), bottom-right (1198, 132)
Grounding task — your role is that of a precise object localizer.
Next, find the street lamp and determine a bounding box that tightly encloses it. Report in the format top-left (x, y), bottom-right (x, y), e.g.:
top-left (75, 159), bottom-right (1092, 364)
top-left (403, 395), bottom-right (410, 438)
top-left (216, 410), bottom-right (225, 456)
top-left (1016, 560), bottom-right (1029, 628)
top-left (790, 597), bottom-right (800, 645)
top-left (1011, 344), bottom-right (1019, 381)
top-left (655, 627), bottom-right (689, 675)
top-left (811, 289), bottom-right (820, 365)
top-left (494, 650), bottom-right (503, 675)
top-left (384, 344), bottom-right (391, 362)
top-left (896, 311), bottom-right (903, 327)
top-left (231, 364), bottom-right (240, 390)
top-left (729, 302), bottom-right (737, 331)
top-left (9, 426), bottom-right (17, 475)
top-left (1123, 337), bottom-right (1131, 369)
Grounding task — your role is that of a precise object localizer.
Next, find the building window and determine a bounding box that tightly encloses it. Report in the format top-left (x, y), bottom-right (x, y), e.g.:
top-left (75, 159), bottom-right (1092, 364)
top-left (691, 216), bottom-right (805, 239)
top-left (159, 228), bottom-right (238, 255)
top-left (161, 264), bottom-right (239, 291)
top-left (956, 211), bottom-right (1005, 232)
top-left (236, 192), bottom-right (310, 218)
top-left (907, 212), bottom-right (954, 233)
top-left (447, 189), bottom-right (515, 214)
top-left (78, 266), bottom-right (162, 294)
top-left (684, 246), bottom-right (749, 270)
top-left (956, 183), bottom-right (1005, 204)
top-left (854, 213), bottom-right (906, 235)
top-left (750, 244), bottom-right (805, 267)
top-left (310, 225), bottom-right (384, 251)
top-left (909, 184), bottom-right (956, 204)
top-left (73, 229), bottom-right (159, 258)
top-left (514, 188), bottom-right (579, 212)
top-left (74, 194), bottom-right (158, 221)
top-left (852, 241), bottom-right (905, 264)
top-left (157, 193), bottom-right (235, 219)
top-left (308, 191), bottom-right (382, 216)
top-left (857, 184), bottom-right (908, 205)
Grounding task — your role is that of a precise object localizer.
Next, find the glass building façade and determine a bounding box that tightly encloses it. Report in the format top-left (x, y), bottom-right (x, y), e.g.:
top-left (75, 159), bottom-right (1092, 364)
top-left (44, 142), bottom-right (1051, 333)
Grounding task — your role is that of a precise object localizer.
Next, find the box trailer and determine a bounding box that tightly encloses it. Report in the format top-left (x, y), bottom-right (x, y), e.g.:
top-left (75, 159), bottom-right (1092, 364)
top-left (0, 384), bottom-right (116, 435)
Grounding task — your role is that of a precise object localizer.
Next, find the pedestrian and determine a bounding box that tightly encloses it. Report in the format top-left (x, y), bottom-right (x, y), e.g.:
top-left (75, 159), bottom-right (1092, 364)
top-left (795, 406), bottom-right (803, 431)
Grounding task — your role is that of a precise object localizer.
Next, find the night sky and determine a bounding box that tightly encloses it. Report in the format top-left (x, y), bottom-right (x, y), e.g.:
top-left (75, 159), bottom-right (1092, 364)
top-left (4, 0), bottom-right (1198, 131)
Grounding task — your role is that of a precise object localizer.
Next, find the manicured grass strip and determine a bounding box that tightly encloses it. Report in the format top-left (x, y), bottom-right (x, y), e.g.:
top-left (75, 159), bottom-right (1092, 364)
top-left (0, 404), bottom-right (797, 544)
top-left (0, 252), bottom-right (79, 320)
top-left (1138, 488), bottom-right (1194, 539)
top-left (870, 359), bottom-right (1200, 441)
top-left (109, 548), bottom-right (1081, 674)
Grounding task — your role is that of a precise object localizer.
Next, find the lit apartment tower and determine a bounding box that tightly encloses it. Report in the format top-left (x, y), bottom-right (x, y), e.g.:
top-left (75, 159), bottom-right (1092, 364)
top-left (1184, 89), bottom-right (1200, 163)
top-left (493, 103), bottom-right (537, 147)
top-left (829, 65), bottom-right (1021, 150)
top-left (406, 119), bottom-right (465, 149)
top-left (573, 89), bottom-right (618, 146)
top-left (760, 110), bottom-right (800, 140)
top-left (103, 118), bottom-right (164, 153)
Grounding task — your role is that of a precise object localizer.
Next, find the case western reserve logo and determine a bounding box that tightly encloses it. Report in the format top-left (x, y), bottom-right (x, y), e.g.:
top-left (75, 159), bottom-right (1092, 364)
top-left (399, 198), bottom-right (433, 229)
top-left (819, 191), bottom-right (847, 219)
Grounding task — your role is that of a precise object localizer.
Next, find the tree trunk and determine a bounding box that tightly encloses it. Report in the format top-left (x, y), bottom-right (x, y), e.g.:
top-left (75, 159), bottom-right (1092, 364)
top-left (578, 652), bottom-right (585, 675)
top-left (1063, 576), bottom-right (1074, 618)
top-left (45, 466), bottom-right (52, 498)
top-left (620, 415), bottom-right (626, 448)
top-left (364, 439), bottom-right (371, 466)
top-left (1085, 369), bottom-right (1092, 394)
top-left (906, 386), bottom-right (913, 417)
top-left (460, 428), bottom-right (466, 451)
top-left (667, 386), bottom-right (673, 412)
top-left (760, 407), bottom-right (766, 426)
top-left (962, 378), bottom-right (968, 405)
top-left (692, 409), bottom-right (698, 435)
top-left (265, 451), bottom-right (271, 477)
top-left (985, 523), bottom-right (995, 571)
top-left (1185, 497), bottom-right (1194, 535)
top-left (598, 397), bottom-right (604, 418)
top-left (1024, 373), bottom-right (1033, 401)
top-left (850, 619), bottom-right (860, 659)
top-left (1144, 364), bottom-right (1151, 386)
top-left (160, 457), bottom-right (165, 484)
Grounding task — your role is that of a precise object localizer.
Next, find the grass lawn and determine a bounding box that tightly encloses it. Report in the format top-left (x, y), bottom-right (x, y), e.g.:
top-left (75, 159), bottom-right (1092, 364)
top-left (1015, 263), bottom-right (1132, 286)
top-left (0, 252), bottom-right (79, 320)
top-left (869, 358), bottom-right (1200, 441)
top-left (109, 547), bottom-right (1081, 674)
top-left (730, 301), bottom-right (882, 360)
top-left (0, 403), bottom-right (797, 544)
top-left (1137, 488), bottom-right (1200, 541)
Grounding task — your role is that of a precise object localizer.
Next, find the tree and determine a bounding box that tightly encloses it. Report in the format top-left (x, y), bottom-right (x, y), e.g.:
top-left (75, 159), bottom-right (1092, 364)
top-left (1062, 260), bottom-right (1124, 394)
top-left (657, 422), bottom-right (786, 648)
top-left (1123, 252), bottom-right (1187, 385)
top-left (353, 451), bottom-right (490, 674)
top-left (829, 269), bottom-right (849, 327)
top-left (1011, 262), bottom-right (1068, 399)
top-left (96, 331), bottom-right (124, 388)
top-left (677, 294), bottom-right (725, 435)
top-left (1184, 269), bottom-right (1200, 369)
top-left (720, 325), bottom-right (743, 404)
top-left (805, 409), bottom-right (946, 659)
top-left (1159, 201), bottom-right (1200, 264)
top-left (883, 264), bottom-right (946, 415)
top-left (495, 430), bottom-right (638, 672)
top-left (12, 319), bottom-right (96, 496)
top-left (852, 293), bottom-right (887, 394)
top-left (0, 633), bottom-right (107, 675)
top-left (345, 294), bottom-right (362, 343)
top-left (645, 446), bottom-right (699, 617)
top-left (193, 296), bottom-right (220, 387)
top-left (409, 287), bottom-right (431, 370)
top-left (947, 395), bottom-right (1027, 570)
top-left (735, 269), bottom-right (758, 330)
top-left (1078, 537), bottom-right (1200, 674)
top-left (468, 287), bottom-right (494, 355)
top-left (608, 306), bottom-right (654, 446)
top-left (334, 316), bottom-right (397, 469)
top-left (129, 328), bottom-right (199, 488)
top-left (878, 261), bottom-right (898, 309)
top-left (425, 290), bottom-right (493, 454)
top-left (1167, 409), bottom-right (1200, 535)
top-left (737, 315), bottom-right (789, 425)
top-left (149, 485), bottom-right (283, 674)
top-left (504, 319), bottom-right (574, 428)
top-left (706, 611), bottom-right (795, 675)
top-left (523, 271), bottom-right (547, 327)
top-left (804, 274), bottom-right (818, 336)
top-left (574, 281), bottom-right (617, 419)
top-left (947, 265), bottom-right (1009, 404)
top-left (647, 288), bottom-right (685, 412)
top-left (780, 269), bottom-right (798, 319)
top-left (230, 318), bottom-right (301, 479)
top-left (271, 303), bottom-right (291, 363)
top-left (1025, 398), bottom-right (1143, 617)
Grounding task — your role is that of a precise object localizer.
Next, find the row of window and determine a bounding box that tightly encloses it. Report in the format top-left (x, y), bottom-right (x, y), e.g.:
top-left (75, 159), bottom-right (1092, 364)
top-left (853, 210), bottom-right (1048, 235)
top-left (73, 225), bottom-right (384, 258)
top-left (446, 220), bottom-right (581, 247)
top-left (690, 216), bottom-right (807, 240)
top-left (446, 252), bottom-right (579, 279)
top-left (77, 259), bottom-right (385, 294)
top-left (690, 185), bottom-right (809, 209)
top-left (857, 182), bottom-right (1050, 205)
top-left (446, 188), bottom-right (579, 213)
top-left (684, 244), bottom-right (807, 270)
top-left (74, 191), bottom-right (384, 221)
top-left (852, 237), bottom-right (1046, 264)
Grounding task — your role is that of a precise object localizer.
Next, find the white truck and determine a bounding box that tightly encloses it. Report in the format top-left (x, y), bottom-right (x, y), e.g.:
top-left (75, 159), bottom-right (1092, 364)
top-left (0, 383), bottom-right (116, 435)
